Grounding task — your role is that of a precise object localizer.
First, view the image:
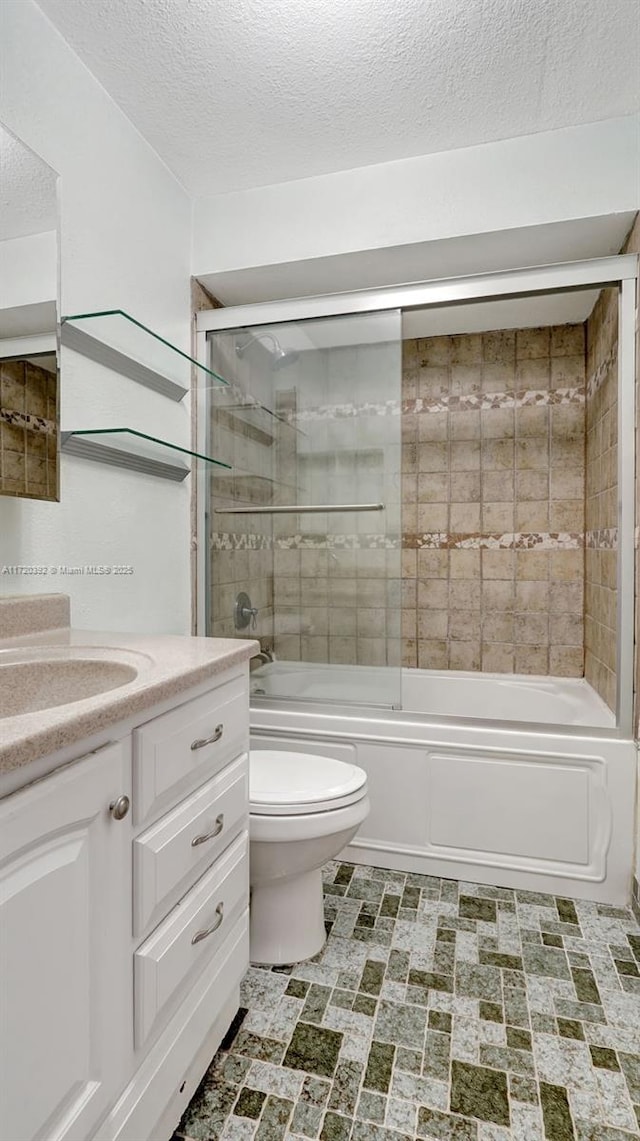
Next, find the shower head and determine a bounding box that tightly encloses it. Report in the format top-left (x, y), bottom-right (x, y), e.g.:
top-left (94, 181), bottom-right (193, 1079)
top-left (236, 332), bottom-right (299, 370)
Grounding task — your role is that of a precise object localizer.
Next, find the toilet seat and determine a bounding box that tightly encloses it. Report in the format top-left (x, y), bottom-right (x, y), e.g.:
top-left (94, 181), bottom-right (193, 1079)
top-left (250, 750), bottom-right (367, 816)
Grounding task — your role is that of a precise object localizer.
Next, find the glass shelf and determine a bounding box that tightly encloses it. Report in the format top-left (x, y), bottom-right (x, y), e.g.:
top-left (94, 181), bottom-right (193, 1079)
top-left (61, 428), bottom-right (231, 483)
top-left (208, 383), bottom-right (307, 437)
top-left (61, 309), bottom-right (228, 402)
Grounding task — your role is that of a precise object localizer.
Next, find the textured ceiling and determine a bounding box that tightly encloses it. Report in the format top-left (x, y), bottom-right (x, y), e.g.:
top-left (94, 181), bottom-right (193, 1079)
top-left (0, 126), bottom-right (58, 241)
top-left (36, 0), bottom-right (640, 196)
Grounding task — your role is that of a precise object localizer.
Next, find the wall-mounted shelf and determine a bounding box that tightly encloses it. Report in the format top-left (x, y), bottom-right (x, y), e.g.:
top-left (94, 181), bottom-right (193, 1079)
top-left (61, 428), bottom-right (231, 482)
top-left (61, 310), bottom-right (228, 402)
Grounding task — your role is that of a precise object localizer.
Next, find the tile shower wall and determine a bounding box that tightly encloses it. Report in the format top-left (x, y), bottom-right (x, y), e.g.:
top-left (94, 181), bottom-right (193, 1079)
top-left (584, 291), bottom-right (619, 712)
top-left (0, 359), bottom-right (57, 500)
top-left (401, 327), bottom-right (585, 675)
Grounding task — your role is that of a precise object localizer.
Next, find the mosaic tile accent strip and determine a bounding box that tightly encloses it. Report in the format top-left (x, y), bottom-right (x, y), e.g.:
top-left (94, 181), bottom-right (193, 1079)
top-left (0, 408), bottom-right (56, 435)
top-left (585, 530), bottom-right (619, 551)
top-left (287, 387), bottom-right (585, 424)
top-left (211, 534), bottom-right (402, 552)
top-left (211, 533), bottom-right (584, 553)
top-left (212, 533), bottom-right (274, 551)
top-left (586, 349), bottom-right (617, 401)
top-left (176, 861), bottom-right (640, 1141)
top-left (405, 387), bottom-right (586, 416)
top-left (404, 532), bottom-right (584, 551)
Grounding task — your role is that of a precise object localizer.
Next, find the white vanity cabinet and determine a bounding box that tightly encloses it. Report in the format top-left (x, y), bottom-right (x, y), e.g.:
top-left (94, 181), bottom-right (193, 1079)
top-left (0, 662), bottom-right (251, 1141)
top-left (0, 740), bottom-right (132, 1141)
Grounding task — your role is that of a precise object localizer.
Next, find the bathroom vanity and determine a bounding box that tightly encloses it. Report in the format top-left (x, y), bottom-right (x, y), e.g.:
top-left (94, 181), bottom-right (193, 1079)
top-left (0, 596), bottom-right (256, 1141)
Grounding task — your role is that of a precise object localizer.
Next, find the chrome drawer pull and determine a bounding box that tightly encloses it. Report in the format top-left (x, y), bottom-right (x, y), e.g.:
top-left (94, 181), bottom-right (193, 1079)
top-left (191, 724), bottom-right (223, 750)
top-left (191, 902), bottom-right (224, 944)
top-left (191, 813), bottom-right (225, 847)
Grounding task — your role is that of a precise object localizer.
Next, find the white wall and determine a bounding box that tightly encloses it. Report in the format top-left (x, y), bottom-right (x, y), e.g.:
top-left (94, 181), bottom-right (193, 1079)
top-left (0, 232), bottom-right (57, 311)
top-left (193, 115), bottom-right (639, 277)
top-left (0, 0), bottom-right (192, 635)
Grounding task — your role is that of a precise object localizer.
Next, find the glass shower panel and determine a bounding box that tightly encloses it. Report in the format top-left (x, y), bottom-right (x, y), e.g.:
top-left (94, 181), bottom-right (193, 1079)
top-left (205, 310), bottom-right (402, 708)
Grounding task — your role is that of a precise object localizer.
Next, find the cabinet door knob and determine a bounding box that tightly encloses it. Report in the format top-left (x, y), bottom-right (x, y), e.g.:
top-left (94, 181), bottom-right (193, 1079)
top-left (191, 724), bottom-right (223, 751)
top-left (109, 795), bottom-right (130, 820)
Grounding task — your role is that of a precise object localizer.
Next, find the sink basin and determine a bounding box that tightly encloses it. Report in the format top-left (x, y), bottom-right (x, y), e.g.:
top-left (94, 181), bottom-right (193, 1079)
top-left (0, 646), bottom-right (152, 717)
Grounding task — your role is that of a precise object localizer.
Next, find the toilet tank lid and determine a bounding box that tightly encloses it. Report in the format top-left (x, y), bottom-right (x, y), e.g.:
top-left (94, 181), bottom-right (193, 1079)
top-left (250, 750), bottom-right (367, 807)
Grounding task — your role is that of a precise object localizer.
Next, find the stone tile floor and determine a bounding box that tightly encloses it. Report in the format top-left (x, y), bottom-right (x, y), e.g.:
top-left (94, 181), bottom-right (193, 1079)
top-left (175, 862), bottom-right (640, 1141)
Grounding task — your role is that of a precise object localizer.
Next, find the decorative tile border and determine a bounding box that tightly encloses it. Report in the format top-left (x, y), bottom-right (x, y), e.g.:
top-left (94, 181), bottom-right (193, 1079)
top-left (406, 386), bottom-right (585, 416)
top-left (211, 533), bottom-right (401, 552)
top-left (587, 348), bottom-right (617, 401)
top-left (0, 408), bottom-right (56, 436)
top-left (286, 387), bottom-right (585, 423)
top-left (404, 532), bottom-right (584, 551)
top-left (211, 532), bottom-right (584, 552)
top-left (585, 529), bottom-right (618, 551)
top-left (211, 533), bottom-right (273, 551)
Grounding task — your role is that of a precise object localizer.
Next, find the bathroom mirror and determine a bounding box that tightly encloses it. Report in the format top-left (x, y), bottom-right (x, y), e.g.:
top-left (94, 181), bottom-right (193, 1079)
top-left (0, 124), bottom-right (59, 501)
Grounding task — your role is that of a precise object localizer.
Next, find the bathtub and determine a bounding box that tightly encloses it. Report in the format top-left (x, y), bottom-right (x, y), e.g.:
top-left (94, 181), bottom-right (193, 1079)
top-left (250, 661), bottom-right (636, 905)
top-left (251, 661), bottom-right (616, 729)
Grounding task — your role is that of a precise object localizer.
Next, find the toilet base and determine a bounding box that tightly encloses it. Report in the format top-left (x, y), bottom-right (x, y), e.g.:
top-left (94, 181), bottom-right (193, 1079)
top-left (250, 868), bottom-right (326, 965)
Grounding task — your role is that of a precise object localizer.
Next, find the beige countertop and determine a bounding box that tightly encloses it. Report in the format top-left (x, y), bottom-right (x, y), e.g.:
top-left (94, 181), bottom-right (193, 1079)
top-left (0, 596), bottom-right (258, 776)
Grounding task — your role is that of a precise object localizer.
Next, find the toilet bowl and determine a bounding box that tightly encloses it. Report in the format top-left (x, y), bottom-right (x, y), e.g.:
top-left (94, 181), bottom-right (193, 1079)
top-left (249, 749), bottom-right (369, 965)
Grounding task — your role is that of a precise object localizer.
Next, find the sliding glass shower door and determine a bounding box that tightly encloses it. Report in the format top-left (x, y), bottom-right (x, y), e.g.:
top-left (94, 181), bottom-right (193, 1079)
top-left (205, 310), bottom-right (402, 708)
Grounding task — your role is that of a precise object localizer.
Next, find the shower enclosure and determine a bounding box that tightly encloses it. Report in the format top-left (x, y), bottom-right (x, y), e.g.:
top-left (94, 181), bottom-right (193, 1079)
top-left (196, 255), bottom-right (637, 740)
top-left (195, 254), bottom-right (638, 902)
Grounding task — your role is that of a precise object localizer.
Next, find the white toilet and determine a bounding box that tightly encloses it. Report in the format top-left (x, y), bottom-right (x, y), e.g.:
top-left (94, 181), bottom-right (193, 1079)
top-left (248, 749), bottom-right (369, 965)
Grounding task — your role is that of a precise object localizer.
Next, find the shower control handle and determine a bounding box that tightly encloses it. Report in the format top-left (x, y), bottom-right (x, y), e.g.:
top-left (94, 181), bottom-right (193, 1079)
top-left (234, 591), bottom-right (258, 631)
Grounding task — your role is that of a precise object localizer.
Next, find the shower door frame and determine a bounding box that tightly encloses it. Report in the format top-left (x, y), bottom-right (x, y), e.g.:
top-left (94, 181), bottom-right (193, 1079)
top-left (195, 254), bottom-right (638, 739)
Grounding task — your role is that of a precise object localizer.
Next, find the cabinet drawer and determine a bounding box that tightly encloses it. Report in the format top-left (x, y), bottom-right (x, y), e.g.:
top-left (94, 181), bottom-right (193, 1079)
top-left (133, 754), bottom-right (248, 936)
top-left (133, 675), bottom-right (248, 825)
top-left (134, 831), bottom-right (248, 1049)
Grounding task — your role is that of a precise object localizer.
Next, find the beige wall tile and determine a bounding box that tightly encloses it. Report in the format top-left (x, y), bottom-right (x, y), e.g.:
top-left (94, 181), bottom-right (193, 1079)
top-left (482, 612), bottom-right (514, 641)
top-left (450, 502), bottom-right (481, 532)
top-left (515, 551), bottom-right (549, 580)
top-left (450, 470), bottom-right (481, 500)
top-left (449, 641), bottom-right (481, 670)
top-left (514, 613), bottom-right (549, 645)
top-left (449, 549), bottom-right (481, 579)
top-left (449, 610), bottom-right (481, 641)
top-left (482, 550), bottom-right (515, 579)
top-left (515, 580), bottom-right (550, 612)
top-left (483, 502), bottom-right (515, 531)
top-left (417, 640), bottom-right (448, 669)
top-left (417, 579), bottom-right (448, 609)
top-left (418, 502), bottom-right (448, 531)
top-left (418, 549), bottom-right (449, 578)
top-left (482, 439), bottom-right (514, 470)
top-left (418, 610), bottom-right (448, 640)
top-left (481, 409), bottom-right (515, 439)
top-left (418, 411), bottom-right (448, 441)
top-left (483, 330), bottom-right (516, 364)
top-left (418, 473), bottom-right (449, 502)
top-left (482, 643), bottom-right (515, 673)
top-left (515, 645), bottom-right (549, 674)
top-left (516, 328), bottom-right (550, 360)
top-left (450, 411), bottom-right (481, 440)
top-left (450, 440), bottom-right (481, 471)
